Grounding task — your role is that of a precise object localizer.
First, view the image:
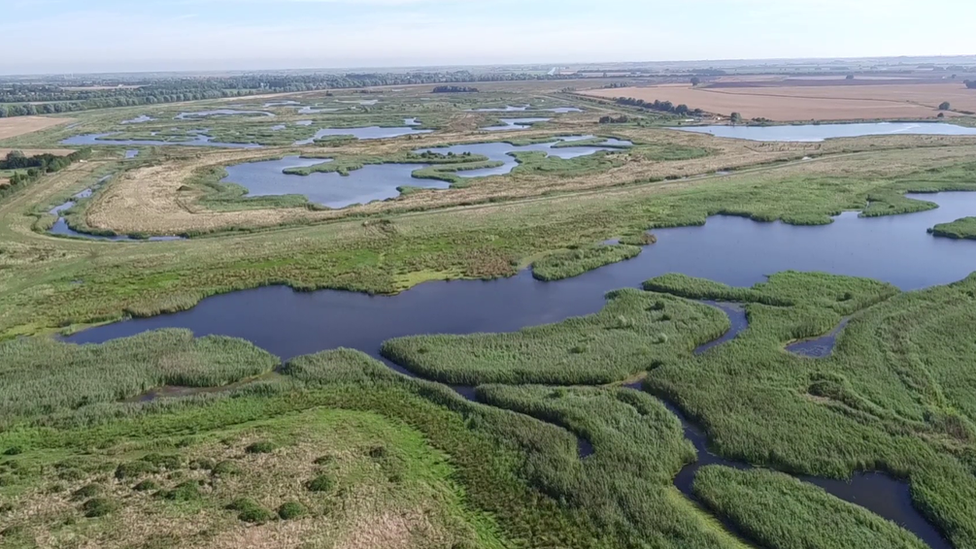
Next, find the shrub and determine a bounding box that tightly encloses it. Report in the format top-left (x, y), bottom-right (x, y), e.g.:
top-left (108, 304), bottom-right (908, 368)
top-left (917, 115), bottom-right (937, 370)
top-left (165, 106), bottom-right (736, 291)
top-left (306, 474), bottom-right (334, 493)
top-left (211, 460), bottom-right (241, 477)
top-left (227, 498), bottom-right (275, 523)
top-left (313, 455), bottom-right (334, 466)
top-left (115, 460), bottom-right (157, 480)
top-left (277, 501), bottom-right (307, 520)
top-left (158, 481), bottom-right (202, 502)
top-left (189, 458), bottom-right (216, 471)
top-left (133, 480), bottom-right (160, 492)
top-left (245, 441), bottom-right (276, 454)
top-left (71, 484), bottom-right (101, 501)
top-left (939, 101), bottom-right (952, 111)
top-left (81, 497), bottom-right (118, 518)
top-left (141, 453), bottom-right (182, 470)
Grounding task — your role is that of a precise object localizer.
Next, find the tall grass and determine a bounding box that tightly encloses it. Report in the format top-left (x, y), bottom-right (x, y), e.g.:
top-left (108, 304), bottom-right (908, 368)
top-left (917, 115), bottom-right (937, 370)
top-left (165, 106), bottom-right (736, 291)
top-left (381, 289), bottom-right (730, 385)
top-left (532, 244), bottom-right (642, 281)
top-left (693, 466), bottom-right (929, 549)
top-left (0, 329), bottom-right (277, 423)
top-left (929, 216), bottom-right (976, 240)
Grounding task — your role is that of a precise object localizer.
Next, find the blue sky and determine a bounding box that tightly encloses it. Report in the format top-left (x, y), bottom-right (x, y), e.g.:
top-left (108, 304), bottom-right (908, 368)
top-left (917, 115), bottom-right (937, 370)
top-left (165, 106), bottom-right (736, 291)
top-left (3, 0), bottom-right (975, 74)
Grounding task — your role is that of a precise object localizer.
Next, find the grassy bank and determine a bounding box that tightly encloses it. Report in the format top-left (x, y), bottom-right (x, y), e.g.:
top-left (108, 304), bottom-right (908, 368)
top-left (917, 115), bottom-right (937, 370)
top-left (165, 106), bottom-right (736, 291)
top-left (693, 466), bottom-right (929, 549)
top-left (532, 243), bottom-right (642, 281)
top-left (381, 289), bottom-right (729, 385)
top-left (930, 216), bottom-right (976, 240)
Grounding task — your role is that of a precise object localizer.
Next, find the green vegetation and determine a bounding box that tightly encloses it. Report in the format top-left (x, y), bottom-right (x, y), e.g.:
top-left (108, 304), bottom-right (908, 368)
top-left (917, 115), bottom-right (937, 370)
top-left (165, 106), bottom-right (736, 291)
top-left (693, 466), bottom-right (928, 549)
top-left (381, 289), bottom-right (730, 385)
top-left (930, 216), bottom-right (976, 239)
top-left (276, 500), bottom-right (307, 520)
top-left (0, 329), bottom-right (277, 424)
top-left (532, 243), bottom-right (642, 281)
top-left (0, 148), bottom-right (91, 198)
top-left (226, 497), bottom-right (275, 523)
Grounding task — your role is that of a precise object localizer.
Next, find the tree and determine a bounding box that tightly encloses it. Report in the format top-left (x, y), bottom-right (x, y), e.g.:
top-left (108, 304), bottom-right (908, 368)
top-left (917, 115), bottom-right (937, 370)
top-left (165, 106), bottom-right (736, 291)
top-left (690, 76), bottom-right (701, 86)
top-left (939, 101), bottom-right (951, 111)
top-left (846, 74), bottom-right (855, 80)
top-left (966, 80), bottom-right (976, 90)
top-left (730, 112), bottom-right (743, 124)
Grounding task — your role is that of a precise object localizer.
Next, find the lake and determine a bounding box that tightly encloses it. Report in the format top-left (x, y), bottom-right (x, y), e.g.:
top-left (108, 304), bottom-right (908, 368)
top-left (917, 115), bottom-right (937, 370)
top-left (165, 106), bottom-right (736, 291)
top-left (221, 138), bottom-right (628, 206)
top-left (673, 122), bottom-right (976, 142)
top-left (417, 136), bottom-right (631, 178)
top-left (221, 156), bottom-right (449, 209)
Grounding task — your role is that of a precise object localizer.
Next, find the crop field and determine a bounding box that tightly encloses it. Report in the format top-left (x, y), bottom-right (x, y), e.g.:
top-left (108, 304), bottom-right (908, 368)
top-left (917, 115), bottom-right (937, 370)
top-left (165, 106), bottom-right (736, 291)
top-left (583, 82), bottom-right (976, 121)
top-left (0, 116), bottom-right (76, 140)
top-left (3, 75), bottom-right (976, 549)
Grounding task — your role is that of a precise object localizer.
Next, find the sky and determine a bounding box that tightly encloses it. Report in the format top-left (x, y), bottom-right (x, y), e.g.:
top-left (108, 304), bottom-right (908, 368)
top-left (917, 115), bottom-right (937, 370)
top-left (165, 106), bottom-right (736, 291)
top-left (3, 0), bottom-right (976, 75)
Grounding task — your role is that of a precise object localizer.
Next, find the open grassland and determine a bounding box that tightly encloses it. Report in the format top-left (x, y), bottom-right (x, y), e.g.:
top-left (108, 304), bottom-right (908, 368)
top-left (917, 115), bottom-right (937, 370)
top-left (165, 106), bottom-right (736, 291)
top-left (583, 83), bottom-right (976, 121)
top-left (0, 116), bottom-right (76, 140)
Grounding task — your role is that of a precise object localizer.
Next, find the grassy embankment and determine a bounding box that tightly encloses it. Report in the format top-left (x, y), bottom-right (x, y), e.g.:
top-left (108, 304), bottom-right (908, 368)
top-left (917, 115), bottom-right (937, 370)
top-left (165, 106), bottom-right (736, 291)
top-left (531, 243), bottom-right (643, 281)
top-left (693, 466), bottom-right (930, 549)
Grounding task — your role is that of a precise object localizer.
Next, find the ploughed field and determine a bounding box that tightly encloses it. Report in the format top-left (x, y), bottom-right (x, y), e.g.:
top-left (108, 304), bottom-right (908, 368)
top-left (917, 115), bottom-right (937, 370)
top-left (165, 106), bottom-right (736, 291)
top-left (3, 81), bottom-right (976, 549)
top-left (583, 82), bottom-right (976, 121)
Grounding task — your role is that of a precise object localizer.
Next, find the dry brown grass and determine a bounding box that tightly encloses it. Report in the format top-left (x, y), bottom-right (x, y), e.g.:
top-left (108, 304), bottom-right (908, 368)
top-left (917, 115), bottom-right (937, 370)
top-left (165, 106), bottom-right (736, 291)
top-left (5, 418), bottom-right (463, 549)
top-left (0, 116), bottom-right (76, 140)
top-left (81, 126), bottom-right (805, 235)
top-left (583, 83), bottom-right (976, 121)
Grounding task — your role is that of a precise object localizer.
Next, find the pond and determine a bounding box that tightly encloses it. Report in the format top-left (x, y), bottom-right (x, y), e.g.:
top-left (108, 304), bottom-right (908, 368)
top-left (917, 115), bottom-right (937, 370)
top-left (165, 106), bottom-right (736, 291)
top-left (297, 106), bottom-right (341, 114)
top-left (66, 192), bottom-right (976, 549)
top-left (469, 106), bottom-right (582, 113)
top-left (120, 115), bottom-right (155, 124)
top-left (124, 149), bottom-right (140, 159)
top-left (416, 136), bottom-right (631, 178)
top-left (264, 101), bottom-right (301, 107)
top-left (174, 109), bottom-right (274, 120)
top-left (672, 122), bottom-right (976, 142)
top-left (220, 137), bottom-right (628, 206)
top-left (293, 126), bottom-right (432, 145)
top-left (481, 118), bottom-right (551, 131)
top-left (62, 133), bottom-right (263, 149)
top-left (220, 156), bottom-right (450, 209)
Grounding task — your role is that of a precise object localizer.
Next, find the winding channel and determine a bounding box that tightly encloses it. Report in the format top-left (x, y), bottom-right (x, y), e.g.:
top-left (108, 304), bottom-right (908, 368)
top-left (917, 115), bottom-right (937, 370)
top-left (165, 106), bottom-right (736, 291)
top-left (66, 192), bottom-right (976, 548)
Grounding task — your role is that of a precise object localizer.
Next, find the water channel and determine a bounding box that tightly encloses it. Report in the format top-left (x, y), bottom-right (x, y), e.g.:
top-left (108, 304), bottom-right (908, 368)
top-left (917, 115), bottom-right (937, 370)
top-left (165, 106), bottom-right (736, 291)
top-left (672, 122), bottom-right (976, 142)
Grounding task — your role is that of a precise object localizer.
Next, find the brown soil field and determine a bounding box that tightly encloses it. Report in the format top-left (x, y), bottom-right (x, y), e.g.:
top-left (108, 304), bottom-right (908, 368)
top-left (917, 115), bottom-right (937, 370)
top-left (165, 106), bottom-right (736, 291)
top-left (0, 116), bottom-right (76, 140)
top-left (583, 83), bottom-right (976, 121)
top-left (0, 148), bottom-right (75, 157)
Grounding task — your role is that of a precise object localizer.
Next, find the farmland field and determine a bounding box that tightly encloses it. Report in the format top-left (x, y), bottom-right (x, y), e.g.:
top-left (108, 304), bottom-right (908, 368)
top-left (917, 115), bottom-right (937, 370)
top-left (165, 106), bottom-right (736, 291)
top-left (583, 82), bottom-right (976, 121)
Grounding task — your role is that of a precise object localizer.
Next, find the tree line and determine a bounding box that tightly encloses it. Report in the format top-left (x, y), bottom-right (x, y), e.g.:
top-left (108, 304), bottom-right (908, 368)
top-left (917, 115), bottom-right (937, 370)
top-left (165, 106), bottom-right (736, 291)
top-left (614, 97), bottom-right (704, 117)
top-left (1, 149), bottom-right (91, 195)
top-left (0, 72), bottom-right (568, 118)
